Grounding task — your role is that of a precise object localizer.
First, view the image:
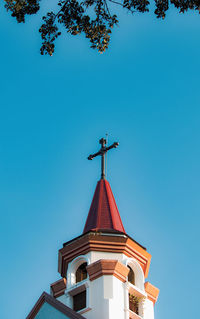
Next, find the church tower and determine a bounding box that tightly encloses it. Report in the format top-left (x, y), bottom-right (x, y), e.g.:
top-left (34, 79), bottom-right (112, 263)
top-left (27, 138), bottom-right (159, 319)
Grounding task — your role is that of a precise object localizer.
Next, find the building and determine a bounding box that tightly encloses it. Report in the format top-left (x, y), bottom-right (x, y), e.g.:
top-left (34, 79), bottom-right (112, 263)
top-left (26, 139), bottom-right (159, 319)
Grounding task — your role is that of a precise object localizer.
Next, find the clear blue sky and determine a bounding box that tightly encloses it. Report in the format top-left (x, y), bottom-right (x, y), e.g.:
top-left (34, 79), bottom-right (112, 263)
top-left (0, 2), bottom-right (200, 319)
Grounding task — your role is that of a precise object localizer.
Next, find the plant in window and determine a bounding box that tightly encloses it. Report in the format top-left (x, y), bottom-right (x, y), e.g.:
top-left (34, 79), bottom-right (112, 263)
top-left (129, 294), bottom-right (139, 314)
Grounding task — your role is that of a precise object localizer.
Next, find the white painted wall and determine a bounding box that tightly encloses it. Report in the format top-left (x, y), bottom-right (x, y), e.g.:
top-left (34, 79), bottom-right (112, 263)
top-left (89, 251), bottom-right (124, 263)
top-left (143, 299), bottom-right (154, 319)
top-left (57, 294), bottom-right (70, 307)
top-left (83, 275), bottom-right (125, 319)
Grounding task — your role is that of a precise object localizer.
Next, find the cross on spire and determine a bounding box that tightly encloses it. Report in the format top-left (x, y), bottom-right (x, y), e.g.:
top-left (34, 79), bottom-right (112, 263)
top-left (88, 138), bottom-right (119, 179)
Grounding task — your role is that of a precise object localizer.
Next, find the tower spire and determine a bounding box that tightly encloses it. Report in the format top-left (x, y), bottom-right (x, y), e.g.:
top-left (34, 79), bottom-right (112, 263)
top-left (83, 179), bottom-right (125, 234)
top-left (88, 137), bottom-right (119, 179)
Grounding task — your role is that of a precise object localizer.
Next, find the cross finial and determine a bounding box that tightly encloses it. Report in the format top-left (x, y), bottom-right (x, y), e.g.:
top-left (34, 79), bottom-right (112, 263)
top-left (88, 137), bottom-right (119, 179)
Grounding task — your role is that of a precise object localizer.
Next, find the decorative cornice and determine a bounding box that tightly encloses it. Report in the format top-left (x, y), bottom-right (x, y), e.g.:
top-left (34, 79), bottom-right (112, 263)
top-left (144, 282), bottom-right (159, 305)
top-left (50, 278), bottom-right (66, 298)
top-left (87, 259), bottom-right (129, 282)
top-left (58, 232), bottom-right (151, 279)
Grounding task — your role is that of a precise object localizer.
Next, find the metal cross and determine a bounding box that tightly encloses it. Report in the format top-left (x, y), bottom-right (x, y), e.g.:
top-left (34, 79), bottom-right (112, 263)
top-left (88, 138), bottom-right (119, 179)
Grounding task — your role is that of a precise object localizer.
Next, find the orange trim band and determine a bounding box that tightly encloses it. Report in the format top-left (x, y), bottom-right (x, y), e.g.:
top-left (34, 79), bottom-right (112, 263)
top-left (50, 278), bottom-right (66, 298)
top-left (144, 282), bottom-right (159, 305)
top-left (87, 259), bottom-right (129, 282)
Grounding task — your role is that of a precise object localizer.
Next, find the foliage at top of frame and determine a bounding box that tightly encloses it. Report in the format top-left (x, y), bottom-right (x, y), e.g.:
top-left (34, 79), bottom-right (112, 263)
top-left (4, 0), bottom-right (200, 55)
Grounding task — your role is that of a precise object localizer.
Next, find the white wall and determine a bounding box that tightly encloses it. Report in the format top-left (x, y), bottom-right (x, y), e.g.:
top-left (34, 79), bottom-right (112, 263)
top-left (143, 299), bottom-right (154, 319)
top-left (83, 276), bottom-right (125, 319)
top-left (89, 251), bottom-right (124, 263)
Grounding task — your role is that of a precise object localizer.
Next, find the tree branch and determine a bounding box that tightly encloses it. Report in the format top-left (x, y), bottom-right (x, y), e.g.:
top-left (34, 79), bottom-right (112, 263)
top-left (108, 0), bottom-right (124, 7)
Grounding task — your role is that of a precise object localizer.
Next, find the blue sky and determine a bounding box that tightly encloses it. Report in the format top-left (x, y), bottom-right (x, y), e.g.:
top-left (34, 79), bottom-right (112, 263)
top-left (0, 2), bottom-right (200, 319)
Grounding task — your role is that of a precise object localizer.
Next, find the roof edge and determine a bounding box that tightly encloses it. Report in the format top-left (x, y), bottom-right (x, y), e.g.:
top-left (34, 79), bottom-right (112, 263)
top-left (62, 230), bottom-right (146, 250)
top-left (26, 291), bottom-right (85, 319)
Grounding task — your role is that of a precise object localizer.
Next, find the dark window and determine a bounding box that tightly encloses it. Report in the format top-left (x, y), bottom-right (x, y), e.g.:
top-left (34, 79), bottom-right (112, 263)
top-left (73, 290), bottom-right (86, 312)
top-left (76, 262), bottom-right (87, 283)
top-left (129, 294), bottom-right (139, 315)
top-left (128, 266), bottom-right (135, 285)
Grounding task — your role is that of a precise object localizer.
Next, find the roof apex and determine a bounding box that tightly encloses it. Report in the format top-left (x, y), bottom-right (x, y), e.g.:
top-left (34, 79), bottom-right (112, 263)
top-left (83, 179), bottom-right (125, 234)
top-left (26, 292), bottom-right (85, 319)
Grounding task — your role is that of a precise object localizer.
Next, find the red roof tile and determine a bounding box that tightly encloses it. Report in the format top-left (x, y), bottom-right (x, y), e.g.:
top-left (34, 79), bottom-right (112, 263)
top-left (83, 179), bottom-right (125, 234)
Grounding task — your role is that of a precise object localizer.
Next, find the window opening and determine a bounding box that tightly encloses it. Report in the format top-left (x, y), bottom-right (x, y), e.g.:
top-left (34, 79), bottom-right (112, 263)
top-left (73, 290), bottom-right (86, 312)
top-left (76, 262), bottom-right (87, 283)
top-left (128, 266), bottom-right (135, 285)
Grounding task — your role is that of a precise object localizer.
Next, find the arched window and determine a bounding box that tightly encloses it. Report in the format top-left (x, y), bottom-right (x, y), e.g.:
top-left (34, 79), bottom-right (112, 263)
top-left (128, 265), bottom-right (135, 285)
top-left (75, 262), bottom-right (87, 283)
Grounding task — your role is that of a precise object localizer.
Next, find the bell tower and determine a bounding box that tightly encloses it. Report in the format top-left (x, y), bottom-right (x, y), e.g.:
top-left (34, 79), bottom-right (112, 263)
top-left (50, 138), bottom-right (159, 319)
top-left (27, 137), bottom-right (159, 319)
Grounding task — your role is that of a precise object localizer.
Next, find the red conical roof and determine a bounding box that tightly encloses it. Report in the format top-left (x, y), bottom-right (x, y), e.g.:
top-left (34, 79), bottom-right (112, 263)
top-left (83, 179), bottom-right (125, 234)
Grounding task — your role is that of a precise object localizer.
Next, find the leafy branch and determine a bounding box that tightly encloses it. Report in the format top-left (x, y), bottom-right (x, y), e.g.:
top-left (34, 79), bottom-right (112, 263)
top-left (4, 0), bottom-right (200, 55)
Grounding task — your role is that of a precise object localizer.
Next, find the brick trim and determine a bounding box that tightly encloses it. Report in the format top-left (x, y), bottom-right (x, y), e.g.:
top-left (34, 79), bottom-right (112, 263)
top-left (144, 282), bottom-right (159, 305)
top-left (87, 259), bottom-right (129, 282)
top-left (51, 278), bottom-right (66, 298)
